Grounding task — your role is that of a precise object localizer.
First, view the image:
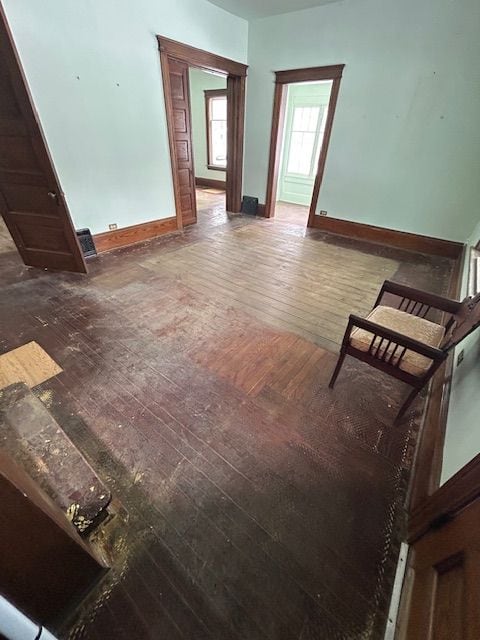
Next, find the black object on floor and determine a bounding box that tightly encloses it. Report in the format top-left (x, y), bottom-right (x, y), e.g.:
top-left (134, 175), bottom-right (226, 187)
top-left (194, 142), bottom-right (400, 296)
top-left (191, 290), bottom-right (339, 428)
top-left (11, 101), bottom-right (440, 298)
top-left (241, 195), bottom-right (259, 215)
top-left (76, 228), bottom-right (97, 258)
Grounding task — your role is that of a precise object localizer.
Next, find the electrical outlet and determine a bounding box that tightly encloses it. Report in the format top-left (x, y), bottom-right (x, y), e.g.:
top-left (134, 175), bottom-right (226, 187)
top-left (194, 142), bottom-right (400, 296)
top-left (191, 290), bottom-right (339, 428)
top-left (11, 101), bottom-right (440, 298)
top-left (319, 210), bottom-right (328, 216)
top-left (457, 349), bottom-right (465, 366)
top-left (108, 223), bottom-right (118, 231)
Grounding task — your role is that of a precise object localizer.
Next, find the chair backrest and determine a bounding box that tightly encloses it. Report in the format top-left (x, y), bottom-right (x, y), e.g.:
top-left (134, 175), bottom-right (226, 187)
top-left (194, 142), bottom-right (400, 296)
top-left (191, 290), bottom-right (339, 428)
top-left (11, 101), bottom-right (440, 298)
top-left (442, 292), bottom-right (480, 350)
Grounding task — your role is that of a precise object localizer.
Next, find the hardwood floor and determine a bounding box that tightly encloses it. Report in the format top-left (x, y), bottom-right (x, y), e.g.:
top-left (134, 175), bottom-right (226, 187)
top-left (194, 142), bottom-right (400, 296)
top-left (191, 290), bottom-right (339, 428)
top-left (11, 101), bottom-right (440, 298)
top-left (0, 210), bottom-right (453, 639)
top-left (196, 187), bottom-right (228, 228)
top-left (273, 201), bottom-right (309, 226)
top-left (0, 216), bottom-right (16, 254)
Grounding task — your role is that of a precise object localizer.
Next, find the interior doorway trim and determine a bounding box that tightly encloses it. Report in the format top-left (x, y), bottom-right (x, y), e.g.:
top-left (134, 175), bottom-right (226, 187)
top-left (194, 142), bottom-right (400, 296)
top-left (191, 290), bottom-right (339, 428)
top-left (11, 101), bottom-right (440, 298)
top-left (264, 64), bottom-right (344, 225)
top-left (157, 36), bottom-right (247, 227)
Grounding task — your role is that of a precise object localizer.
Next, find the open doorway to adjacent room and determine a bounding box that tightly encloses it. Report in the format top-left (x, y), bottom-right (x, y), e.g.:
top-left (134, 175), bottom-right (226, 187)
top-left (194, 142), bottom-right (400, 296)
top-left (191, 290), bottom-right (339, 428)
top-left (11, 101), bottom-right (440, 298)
top-left (158, 37), bottom-right (247, 231)
top-left (265, 65), bottom-right (344, 227)
top-left (188, 68), bottom-right (227, 226)
top-left (274, 81), bottom-right (332, 226)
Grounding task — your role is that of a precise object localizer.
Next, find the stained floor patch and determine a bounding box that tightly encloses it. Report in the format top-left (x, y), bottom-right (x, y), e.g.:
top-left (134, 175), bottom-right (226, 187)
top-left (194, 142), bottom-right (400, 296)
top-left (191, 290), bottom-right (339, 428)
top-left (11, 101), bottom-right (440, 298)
top-left (0, 341), bottom-right (63, 389)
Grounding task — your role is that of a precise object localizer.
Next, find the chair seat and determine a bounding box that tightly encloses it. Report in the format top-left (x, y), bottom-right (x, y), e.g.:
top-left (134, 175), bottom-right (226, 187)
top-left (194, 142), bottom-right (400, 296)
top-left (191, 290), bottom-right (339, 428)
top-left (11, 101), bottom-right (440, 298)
top-left (350, 305), bottom-right (445, 376)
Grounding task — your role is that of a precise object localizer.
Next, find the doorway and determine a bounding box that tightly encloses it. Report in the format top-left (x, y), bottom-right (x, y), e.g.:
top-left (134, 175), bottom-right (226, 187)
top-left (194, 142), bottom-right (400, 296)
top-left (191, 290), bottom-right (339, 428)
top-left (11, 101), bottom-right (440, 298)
top-left (265, 65), bottom-right (344, 227)
top-left (157, 37), bottom-right (247, 230)
top-left (188, 67), bottom-right (228, 227)
top-left (275, 81), bottom-right (332, 225)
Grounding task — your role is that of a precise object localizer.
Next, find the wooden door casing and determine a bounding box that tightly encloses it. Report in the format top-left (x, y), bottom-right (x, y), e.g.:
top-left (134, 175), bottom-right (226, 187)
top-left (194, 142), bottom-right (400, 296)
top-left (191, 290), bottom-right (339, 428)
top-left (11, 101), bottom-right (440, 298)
top-left (167, 59), bottom-right (197, 227)
top-left (264, 65), bottom-right (344, 222)
top-left (158, 37), bottom-right (247, 225)
top-left (0, 7), bottom-right (86, 273)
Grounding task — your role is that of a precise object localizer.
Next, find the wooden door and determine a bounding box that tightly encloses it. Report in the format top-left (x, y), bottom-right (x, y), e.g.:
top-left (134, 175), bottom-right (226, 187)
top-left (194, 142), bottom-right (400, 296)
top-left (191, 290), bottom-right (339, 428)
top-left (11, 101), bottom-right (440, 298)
top-left (167, 59), bottom-right (197, 226)
top-left (404, 498), bottom-right (480, 638)
top-left (0, 450), bottom-right (105, 624)
top-left (0, 8), bottom-right (86, 273)
top-left (401, 454), bottom-right (480, 639)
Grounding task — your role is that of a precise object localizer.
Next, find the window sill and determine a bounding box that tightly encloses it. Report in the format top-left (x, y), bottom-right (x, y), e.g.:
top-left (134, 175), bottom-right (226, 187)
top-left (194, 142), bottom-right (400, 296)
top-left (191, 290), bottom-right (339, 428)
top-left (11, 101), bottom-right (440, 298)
top-left (207, 165), bottom-right (227, 172)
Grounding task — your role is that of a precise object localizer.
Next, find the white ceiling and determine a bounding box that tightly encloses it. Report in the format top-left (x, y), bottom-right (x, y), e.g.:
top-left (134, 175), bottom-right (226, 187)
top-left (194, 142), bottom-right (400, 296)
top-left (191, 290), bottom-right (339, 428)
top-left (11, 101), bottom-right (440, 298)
top-left (207, 0), bottom-right (341, 20)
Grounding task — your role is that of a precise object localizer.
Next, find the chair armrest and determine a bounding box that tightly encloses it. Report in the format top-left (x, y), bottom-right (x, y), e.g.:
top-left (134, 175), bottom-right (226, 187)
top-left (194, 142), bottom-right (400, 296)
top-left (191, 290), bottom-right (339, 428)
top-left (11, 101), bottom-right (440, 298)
top-left (347, 314), bottom-right (445, 360)
top-left (375, 280), bottom-right (461, 315)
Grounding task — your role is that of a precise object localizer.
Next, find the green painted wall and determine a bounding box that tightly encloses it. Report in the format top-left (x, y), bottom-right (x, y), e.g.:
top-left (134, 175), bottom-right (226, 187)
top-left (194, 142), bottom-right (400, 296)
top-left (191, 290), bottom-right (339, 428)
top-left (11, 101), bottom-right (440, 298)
top-left (277, 82), bottom-right (331, 206)
top-left (442, 218), bottom-right (480, 482)
top-left (244, 0), bottom-right (480, 241)
top-left (188, 68), bottom-right (226, 182)
top-left (3, 0), bottom-right (479, 243)
top-left (2, 0), bottom-right (247, 234)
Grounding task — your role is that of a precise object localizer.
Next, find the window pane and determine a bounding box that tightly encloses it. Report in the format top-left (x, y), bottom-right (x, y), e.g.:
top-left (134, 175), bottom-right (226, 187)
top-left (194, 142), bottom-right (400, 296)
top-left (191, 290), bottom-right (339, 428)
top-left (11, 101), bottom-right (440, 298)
top-left (292, 106), bottom-right (320, 132)
top-left (287, 131), bottom-right (316, 175)
top-left (211, 120), bottom-right (227, 166)
top-left (211, 96), bottom-right (227, 120)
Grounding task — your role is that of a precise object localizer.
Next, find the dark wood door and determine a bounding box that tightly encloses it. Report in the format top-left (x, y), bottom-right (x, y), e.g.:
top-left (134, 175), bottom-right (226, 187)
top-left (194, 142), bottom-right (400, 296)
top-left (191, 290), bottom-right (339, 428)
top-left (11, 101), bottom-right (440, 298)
top-left (405, 497), bottom-right (480, 639)
top-left (0, 8), bottom-right (86, 272)
top-left (0, 450), bottom-right (105, 624)
top-left (167, 59), bottom-right (197, 226)
top-left (403, 454), bottom-right (480, 639)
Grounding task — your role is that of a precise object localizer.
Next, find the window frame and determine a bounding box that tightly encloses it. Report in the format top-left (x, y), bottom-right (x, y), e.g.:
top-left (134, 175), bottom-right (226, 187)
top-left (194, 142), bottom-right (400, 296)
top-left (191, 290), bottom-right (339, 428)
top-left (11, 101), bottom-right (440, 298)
top-left (469, 245), bottom-right (480, 296)
top-left (204, 89), bottom-right (227, 172)
top-left (285, 103), bottom-right (327, 178)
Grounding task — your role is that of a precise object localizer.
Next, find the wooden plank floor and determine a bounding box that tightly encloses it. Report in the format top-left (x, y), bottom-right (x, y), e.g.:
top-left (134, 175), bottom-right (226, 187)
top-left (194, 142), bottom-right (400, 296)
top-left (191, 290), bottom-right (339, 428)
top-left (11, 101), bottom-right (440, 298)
top-left (274, 201), bottom-right (310, 226)
top-left (0, 216), bottom-right (16, 254)
top-left (0, 199), bottom-right (453, 639)
top-left (145, 223), bottom-right (399, 349)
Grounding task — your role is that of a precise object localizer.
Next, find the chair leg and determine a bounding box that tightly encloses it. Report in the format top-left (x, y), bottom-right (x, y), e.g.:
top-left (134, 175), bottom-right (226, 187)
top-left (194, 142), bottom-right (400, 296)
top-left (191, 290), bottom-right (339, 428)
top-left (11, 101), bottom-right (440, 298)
top-left (329, 351), bottom-right (346, 389)
top-left (395, 387), bottom-right (420, 424)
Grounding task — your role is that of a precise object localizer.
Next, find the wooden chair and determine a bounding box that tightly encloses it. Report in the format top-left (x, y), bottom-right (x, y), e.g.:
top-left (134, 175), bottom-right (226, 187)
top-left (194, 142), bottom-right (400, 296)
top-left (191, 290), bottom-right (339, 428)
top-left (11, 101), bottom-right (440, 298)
top-left (329, 280), bottom-right (480, 422)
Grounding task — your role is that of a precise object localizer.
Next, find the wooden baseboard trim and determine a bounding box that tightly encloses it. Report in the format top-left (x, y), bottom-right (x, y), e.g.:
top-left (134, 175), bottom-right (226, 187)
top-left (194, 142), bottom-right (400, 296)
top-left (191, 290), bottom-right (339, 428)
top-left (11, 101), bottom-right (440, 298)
top-left (195, 177), bottom-right (226, 190)
top-left (311, 216), bottom-right (464, 259)
top-left (407, 244), bottom-right (466, 513)
top-left (93, 216), bottom-right (177, 253)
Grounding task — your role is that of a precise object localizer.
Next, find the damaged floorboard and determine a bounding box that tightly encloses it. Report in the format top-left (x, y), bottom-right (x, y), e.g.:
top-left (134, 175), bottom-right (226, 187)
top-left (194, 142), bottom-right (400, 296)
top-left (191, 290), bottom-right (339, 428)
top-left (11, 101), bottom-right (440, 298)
top-left (0, 200), bottom-right (453, 639)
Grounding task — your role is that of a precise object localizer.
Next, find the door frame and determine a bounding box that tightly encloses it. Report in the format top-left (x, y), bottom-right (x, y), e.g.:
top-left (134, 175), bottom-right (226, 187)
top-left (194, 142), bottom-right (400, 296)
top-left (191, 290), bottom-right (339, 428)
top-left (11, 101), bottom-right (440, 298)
top-left (264, 64), bottom-right (344, 225)
top-left (157, 36), bottom-right (247, 228)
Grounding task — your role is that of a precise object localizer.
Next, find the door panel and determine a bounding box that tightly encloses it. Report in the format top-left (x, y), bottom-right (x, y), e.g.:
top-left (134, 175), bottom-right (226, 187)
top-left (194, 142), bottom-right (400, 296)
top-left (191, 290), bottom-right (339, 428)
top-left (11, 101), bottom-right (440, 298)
top-left (1, 183), bottom-right (61, 215)
top-left (404, 497), bottom-right (480, 639)
top-left (0, 8), bottom-right (86, 273)
top-left (167, 59), bottom-right (197, 226)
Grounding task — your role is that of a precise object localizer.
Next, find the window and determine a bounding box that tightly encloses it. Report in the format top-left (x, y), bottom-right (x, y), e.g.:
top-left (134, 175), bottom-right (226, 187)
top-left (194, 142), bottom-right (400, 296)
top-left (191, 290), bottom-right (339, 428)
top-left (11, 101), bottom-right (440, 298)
top-left (286, 105), bottom-right (323, 176)
top-left (205, 89), bottom-right (227, 170)
top-left (469, 245), bottom-right (480, 296)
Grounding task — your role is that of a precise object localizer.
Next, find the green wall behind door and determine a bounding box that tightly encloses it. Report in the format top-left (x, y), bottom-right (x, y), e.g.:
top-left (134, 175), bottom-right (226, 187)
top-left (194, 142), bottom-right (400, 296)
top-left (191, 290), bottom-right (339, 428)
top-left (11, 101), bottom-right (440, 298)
top-left (244, 0), bottom-right (480, 241)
